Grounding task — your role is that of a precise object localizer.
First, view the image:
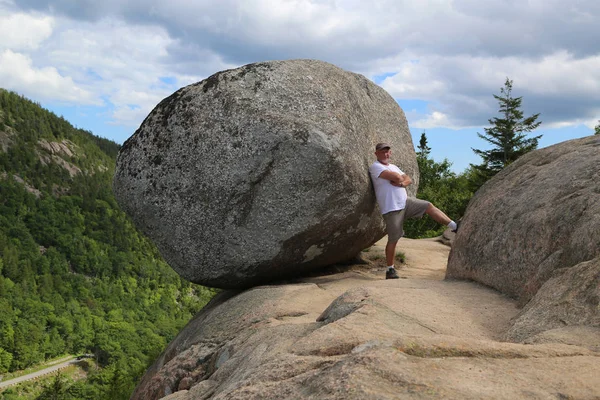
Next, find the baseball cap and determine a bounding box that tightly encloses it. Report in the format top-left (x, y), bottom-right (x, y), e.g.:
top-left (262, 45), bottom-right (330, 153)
top-left (375, 142), bottom-right (391, 151)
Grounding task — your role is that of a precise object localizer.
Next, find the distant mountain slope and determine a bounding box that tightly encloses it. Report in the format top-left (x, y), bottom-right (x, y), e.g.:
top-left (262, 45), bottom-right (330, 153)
top-left (0, 89), bottom-right (215, 399)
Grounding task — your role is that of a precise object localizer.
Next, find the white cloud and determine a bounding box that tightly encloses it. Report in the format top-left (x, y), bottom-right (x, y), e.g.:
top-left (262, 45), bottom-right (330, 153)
top-left (43, 18), bottom-right (174, 77)
top-left (0, 12), bottom-right (53, 50)
top-left (109, 105), bottom-right (151, 127)
top-left (31, 17), bottom-right (223, 126)
top-left (411, 111), bottom-right (453, 130)
top-left (544, 117), bottom-right (600, 130)
top-left (107, 89), bottom-right (168, 127)
top-left (378, 50), bottom-right (600, 128)
top-left (4, 0), bottom-right (600, 138)
top-left (0, 49), bottom-right (97, 104)
top-left (511, 52), bottom-right (600, 96)
top-left (0, 8), bottom-right (221, 126)
top-left (379, 58), bottom-right (448, 98)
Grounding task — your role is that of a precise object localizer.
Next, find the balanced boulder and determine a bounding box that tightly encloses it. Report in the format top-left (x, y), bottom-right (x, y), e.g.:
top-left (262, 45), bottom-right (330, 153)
top-left (113, 59), bottom-right (417, 289)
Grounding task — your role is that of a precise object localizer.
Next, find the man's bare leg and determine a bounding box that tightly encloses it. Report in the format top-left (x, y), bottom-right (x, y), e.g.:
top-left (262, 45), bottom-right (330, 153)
top-left (385, 240), bottom-right (398, 267)
top-left (425, 203), bottom-right (451, 225)
top-left (385, 240), bottom-right (401, 279)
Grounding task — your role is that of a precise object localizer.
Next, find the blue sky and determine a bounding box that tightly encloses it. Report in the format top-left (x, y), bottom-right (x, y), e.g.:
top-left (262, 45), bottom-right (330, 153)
top-left (1, 0), bottom-right (598, 173)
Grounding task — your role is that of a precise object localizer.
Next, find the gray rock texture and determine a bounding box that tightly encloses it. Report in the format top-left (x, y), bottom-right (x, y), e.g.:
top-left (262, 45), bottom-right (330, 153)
top-left (113, 59), bottom-right (416, 289)
top-left (130, 239), bottom-right (599, 400)
top-left (446, 135), bottom-right (600, 304)
top-left (506, 255), bottom-right (600, 342)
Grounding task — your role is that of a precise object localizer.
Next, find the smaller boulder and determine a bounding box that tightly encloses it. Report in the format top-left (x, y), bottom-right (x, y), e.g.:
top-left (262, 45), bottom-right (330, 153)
top-left (505, 256), bottom-right (600, 343)
top-left (447, 135), bottom-right (600, 303)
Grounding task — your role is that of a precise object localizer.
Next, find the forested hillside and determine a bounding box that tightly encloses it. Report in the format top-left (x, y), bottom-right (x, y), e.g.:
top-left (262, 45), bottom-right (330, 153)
top-left (0, 89), bottom-right (216, 399)
top-left (403, 132), bottom-right (473, 238)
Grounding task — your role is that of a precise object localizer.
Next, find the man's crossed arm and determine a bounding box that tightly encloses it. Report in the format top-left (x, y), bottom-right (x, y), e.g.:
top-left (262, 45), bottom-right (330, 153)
top-left (379, 170), bottom-right (413, 187)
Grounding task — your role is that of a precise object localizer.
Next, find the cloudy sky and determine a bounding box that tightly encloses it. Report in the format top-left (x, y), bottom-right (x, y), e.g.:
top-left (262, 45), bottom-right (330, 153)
top-left (1, 0), bottom-right (598, 172)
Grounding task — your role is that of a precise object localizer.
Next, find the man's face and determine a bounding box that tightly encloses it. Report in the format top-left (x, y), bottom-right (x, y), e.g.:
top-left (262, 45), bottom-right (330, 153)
top-left (375, 148), bottom-right (391, 164)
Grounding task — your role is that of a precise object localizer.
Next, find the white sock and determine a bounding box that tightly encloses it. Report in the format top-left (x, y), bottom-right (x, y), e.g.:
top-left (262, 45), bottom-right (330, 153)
top-left (448, 221), bottom-right (457, 231)
top-left (387, 265), bottom-right (395, 270)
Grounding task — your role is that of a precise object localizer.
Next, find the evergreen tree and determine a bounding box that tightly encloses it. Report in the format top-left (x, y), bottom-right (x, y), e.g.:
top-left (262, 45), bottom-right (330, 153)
top-left (416, 131), bottom-right (431, 159)
top-left (37, 372), bottom-right (69, 400)
top-left (471, 78), bottom-right (542, 187)
top-left (416, 131), bottom-right (432, 188)
top-left (594, 120), bottom-right (599, 135)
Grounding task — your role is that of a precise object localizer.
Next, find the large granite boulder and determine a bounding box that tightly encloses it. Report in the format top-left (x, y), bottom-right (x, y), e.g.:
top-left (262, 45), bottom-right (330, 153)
top-left (113, 59), bottom-right (417, 289)
top-left (446, 135), bottom-right (600, 337)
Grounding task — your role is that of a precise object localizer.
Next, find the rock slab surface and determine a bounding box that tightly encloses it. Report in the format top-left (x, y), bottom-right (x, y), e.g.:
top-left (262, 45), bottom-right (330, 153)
top-left (130, 238), bottom-right (600, 400)
top-left (113, 59), bottom-right (416, 289)
top-left (506, 255), bottom-right (600, 342)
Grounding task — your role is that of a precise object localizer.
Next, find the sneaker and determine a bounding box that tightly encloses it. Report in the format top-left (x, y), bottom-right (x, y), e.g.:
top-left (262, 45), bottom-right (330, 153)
top-left (386, 268), bottom-right (400, 279)
top-left (451, 221), bottom-right (461, 233)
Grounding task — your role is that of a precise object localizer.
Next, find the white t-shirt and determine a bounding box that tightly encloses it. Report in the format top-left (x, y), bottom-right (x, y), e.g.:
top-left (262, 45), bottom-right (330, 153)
top-left (369, 161), bottom-right (407, 214)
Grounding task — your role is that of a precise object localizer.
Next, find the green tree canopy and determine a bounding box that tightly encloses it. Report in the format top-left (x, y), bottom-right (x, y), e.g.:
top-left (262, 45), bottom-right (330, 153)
top-left (0, 89), bottom-right (217, 398)
top-left (404, 131), bottom-right (473, 238)
top-left (471, 78), bottom-right (542, 188)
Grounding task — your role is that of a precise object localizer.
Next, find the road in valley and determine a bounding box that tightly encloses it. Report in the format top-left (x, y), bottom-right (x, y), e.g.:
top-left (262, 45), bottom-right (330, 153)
top-left (0, 357), bottom-right (79, 390)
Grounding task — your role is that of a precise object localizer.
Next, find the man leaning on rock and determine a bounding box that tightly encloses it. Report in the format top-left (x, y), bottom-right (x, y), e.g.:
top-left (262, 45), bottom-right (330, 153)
top-left (369, 142), bottom-right (458, 279)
